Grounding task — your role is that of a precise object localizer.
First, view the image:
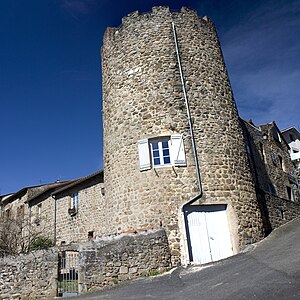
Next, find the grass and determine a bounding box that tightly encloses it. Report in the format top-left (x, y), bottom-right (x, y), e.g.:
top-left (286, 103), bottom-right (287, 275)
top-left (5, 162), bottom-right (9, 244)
top-left (57, 279), bottom-right (78, 292)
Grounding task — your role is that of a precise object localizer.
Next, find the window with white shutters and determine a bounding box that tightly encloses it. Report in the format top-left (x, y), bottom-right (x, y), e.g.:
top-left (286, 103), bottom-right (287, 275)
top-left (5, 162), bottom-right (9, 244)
top-left (137, 139), bottom-right (151, 171)
top-left (170, 134), bottom-right (186, 166)
top-left (137, 135), bottom-right (186, 170)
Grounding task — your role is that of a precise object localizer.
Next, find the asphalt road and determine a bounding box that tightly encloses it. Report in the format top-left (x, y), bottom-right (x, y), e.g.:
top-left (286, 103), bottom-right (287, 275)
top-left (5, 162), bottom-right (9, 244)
top-left (70, 217), bottom-right (300, 300)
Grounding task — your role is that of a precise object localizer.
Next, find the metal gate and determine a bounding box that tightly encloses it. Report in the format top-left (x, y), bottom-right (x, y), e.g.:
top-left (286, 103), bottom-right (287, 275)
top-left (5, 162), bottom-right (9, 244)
top-left (185, 205), bottom-right (233, 264)
top-left (58, 251), bottom-right (79, 297)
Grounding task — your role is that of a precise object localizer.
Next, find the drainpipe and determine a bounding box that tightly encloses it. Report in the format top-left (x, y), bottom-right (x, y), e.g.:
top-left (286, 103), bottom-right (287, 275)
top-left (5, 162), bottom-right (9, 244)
top-left (52, 194), bottom-right (57, 245)
top-left (172, 22), bottom-right (202, 193)
top-left (172, 22), bottom-right (203, 264)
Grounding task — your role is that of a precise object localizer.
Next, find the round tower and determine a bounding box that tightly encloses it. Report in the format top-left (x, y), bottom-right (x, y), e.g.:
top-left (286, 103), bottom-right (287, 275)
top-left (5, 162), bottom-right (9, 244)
top-left (102, 6), bottom-right (264, 265)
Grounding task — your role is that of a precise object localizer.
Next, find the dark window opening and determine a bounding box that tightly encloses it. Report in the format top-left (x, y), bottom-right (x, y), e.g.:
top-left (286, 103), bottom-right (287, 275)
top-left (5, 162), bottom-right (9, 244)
top-left (259, 142), bottom-right (264, 162)
top-left (286, 186), bottom-right (294, 201)
top-left (280, 209), bottom-right (284, 219)
top-left (88, 231), bottom-right (94, 240)
top-left (269, 184), bottom-right (277, 195)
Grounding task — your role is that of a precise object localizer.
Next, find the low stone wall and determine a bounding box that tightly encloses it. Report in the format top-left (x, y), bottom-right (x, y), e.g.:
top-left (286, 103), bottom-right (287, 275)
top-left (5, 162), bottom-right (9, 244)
top-left (0, 228), bottom-right (171, 298)
top-left (77, 228), bottom-right (171, 293)
top-left (265, 193), bottom-right (300, 230)
top-left (0, 249), bottom-right (58, 300)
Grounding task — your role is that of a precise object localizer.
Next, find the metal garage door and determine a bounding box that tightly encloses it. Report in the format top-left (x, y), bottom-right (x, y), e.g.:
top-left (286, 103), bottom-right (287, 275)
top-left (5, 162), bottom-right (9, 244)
top-left (185, 205), bottom-right (233, 264)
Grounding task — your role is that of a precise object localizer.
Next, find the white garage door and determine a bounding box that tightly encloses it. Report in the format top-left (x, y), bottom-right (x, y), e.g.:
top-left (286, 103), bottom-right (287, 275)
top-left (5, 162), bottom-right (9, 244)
top-left (185, 205), bottom-right (233, 264)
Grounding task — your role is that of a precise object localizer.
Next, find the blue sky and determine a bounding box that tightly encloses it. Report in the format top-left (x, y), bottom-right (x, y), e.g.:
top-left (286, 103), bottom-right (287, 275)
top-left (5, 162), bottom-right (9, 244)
top-left (1, 0), bottom-right (299, 194)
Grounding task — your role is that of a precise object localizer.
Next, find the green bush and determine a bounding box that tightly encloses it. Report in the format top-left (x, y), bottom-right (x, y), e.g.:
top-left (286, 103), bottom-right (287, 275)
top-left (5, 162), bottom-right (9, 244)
top-left (30, 236), bottom-right (53, 250)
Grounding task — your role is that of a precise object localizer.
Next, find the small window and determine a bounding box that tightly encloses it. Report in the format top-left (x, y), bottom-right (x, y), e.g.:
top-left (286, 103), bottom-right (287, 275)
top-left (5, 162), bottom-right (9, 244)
top-left (5, 209), bottom-right (10, 219)
top-left (286, 186), bottom-right (294, 201)
top-left (280, 209), bottom-right (284, 219)
top-left (71, 193), bottom-right (79, 210)
top-left (278, 155), bottom-right (283, 169)
top-left (17, 205), bottom-right (25, 225)
top-left (33, 203), bottom-right (42, 226)
top-left (35, 204), bottom-right (42, 225)
top-left (268, 183), bottom-right (277, 195)
top-left (150, 138), bottom-right (171, 167)
top-left (259, 142), bottom-right (265, 162)
top-left (270, 151), bottom-right (277, 165)
top-left (69, 193), bottom-right (79, 216)
top-left (88, 231), bottom-right (94, 240)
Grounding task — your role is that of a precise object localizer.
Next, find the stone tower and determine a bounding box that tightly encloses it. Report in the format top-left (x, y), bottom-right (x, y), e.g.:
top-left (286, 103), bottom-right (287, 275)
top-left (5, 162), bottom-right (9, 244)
top-left (102, 6), bottom-right (264, 265)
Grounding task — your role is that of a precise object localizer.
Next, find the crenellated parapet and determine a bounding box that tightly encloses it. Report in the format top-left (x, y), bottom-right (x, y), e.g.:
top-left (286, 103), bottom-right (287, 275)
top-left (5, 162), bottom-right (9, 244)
top-left (103, 6), bottom-right (210, 46)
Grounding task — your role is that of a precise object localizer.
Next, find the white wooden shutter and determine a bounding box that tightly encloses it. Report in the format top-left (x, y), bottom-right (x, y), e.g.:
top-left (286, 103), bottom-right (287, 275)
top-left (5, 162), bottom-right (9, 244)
top-left (137, 139), bottom-right (151, 171)
top-left (171, 134), bottom-right (186, 166)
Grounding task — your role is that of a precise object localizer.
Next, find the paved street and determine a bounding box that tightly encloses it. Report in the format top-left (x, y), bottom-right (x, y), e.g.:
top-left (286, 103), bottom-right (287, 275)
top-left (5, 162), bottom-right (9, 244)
top-left (71, 217), bottom-right (300, 300)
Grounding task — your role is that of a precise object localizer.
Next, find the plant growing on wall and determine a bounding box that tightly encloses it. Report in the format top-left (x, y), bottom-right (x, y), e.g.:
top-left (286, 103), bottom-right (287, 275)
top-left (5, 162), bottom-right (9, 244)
top-left (0, 214), bottom-right (53, 257)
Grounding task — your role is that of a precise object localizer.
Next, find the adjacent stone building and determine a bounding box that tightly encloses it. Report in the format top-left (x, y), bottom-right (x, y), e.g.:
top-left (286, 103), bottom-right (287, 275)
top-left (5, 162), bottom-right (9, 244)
top-left (241, 119), bottom-right (300, 232)
top-left (26, 171), bottom-right (104, 245)
top-left (1, 184), bottom-right (54, 223)
top-left (242, 120), bottom-right (299, 202)
top-left (52, 171), bottom-right (104, 245)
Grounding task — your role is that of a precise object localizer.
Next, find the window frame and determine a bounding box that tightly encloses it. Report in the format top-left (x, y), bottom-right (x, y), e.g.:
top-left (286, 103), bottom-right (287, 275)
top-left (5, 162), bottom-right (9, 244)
top-left (34, 204), bottom-right (42, 226)
top-left (70, 193), bottom-right (79, 211)
top-left (137, 134), bottom-right (187, 171)
top-left (149, 137), bottom-right (171, 168)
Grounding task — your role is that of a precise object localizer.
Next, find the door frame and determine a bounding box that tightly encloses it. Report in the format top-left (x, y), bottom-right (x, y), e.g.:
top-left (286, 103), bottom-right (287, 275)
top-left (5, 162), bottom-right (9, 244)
top-left (184, 204), bottom-right (233, 264)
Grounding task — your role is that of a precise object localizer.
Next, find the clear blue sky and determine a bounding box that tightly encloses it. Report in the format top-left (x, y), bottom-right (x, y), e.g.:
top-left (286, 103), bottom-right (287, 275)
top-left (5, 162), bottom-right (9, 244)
top-left (1, 0), bottom-right (299, 195)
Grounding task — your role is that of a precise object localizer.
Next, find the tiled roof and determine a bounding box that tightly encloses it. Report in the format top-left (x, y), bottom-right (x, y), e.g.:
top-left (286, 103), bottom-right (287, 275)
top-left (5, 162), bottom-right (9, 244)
top-left (52, 170), bottom-right (103, 196)
top-left (26, 180), bottom-right (77, 203)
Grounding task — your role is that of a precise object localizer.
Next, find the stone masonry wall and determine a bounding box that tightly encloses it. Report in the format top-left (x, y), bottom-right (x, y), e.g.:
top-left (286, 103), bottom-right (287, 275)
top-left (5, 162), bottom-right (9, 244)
top-left (77, 228), bottom-right (171, 293)
top-left (0, 249), bottom-right (58, 300)
top-left (28, 190), bottom-right (56, 242)
top-left (242, 120), bottom-right (300, 202)
top-left (264, 193), bottom-right (300, 230)
top-left (0, 229), bottom-right (170, 299)
top-left (102, 6), bottom-right (264, 264)
top-left (55, 178), bottom-right (105, 245)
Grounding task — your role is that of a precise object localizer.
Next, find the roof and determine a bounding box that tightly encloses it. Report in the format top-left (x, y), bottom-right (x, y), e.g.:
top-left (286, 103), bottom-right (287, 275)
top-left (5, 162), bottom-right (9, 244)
top-left (52, 170), bottom-right (103, 196)
top-left (2, 183), bottom-right (53, 204)
top-left (281, 127), bottom-right (300, 133)
top-left (259, 121), bottom-right (290, 149)
top-left (25, 180), bottom-right (77, 203)
top-left (240, 117), bottom-right (261, 132)
top-left (241, 118), bottom-right (290, 149)
top-left (281, 127), bottom-right (300, 139)
top-left (0, 193), bottom-right (14, 202)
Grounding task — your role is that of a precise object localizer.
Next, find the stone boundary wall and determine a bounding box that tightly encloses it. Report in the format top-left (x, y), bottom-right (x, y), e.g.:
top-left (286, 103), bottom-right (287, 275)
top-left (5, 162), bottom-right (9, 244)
top-left (0, 249), bottom-right (58, 300)
top-left (265, 193), bottom-right (300, 229)
top-left (0, 228), bottom-right (170, 299)
top-left (77, 228), bottom-right (171, 293)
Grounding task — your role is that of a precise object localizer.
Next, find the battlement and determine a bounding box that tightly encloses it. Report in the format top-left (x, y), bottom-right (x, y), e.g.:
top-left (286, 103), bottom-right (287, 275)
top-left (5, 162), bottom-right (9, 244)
top-left (121, 6), bottom-right (200, 26)
top-left (103, 6), bottom-right (210, 45)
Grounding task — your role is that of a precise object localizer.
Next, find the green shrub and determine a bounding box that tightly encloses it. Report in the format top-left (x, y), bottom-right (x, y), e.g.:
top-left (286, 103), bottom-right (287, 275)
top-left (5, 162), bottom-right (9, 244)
top-left (30, 236), bottom-right (53, 250)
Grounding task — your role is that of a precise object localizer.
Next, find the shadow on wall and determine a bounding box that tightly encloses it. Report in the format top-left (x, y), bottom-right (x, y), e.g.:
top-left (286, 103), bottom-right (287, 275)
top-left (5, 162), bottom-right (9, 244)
top-left (241, 121), bottom-right (275, 236)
